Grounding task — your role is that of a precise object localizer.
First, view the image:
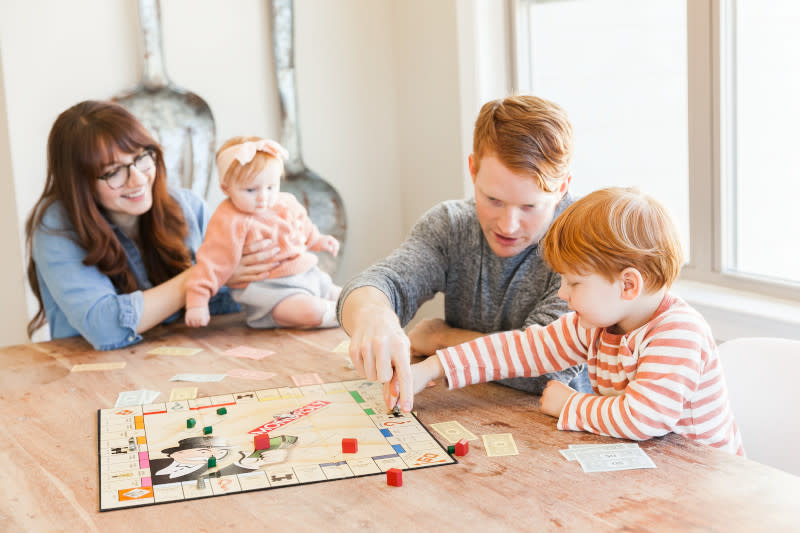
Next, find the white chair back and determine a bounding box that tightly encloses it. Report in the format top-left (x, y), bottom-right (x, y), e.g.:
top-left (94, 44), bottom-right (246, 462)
top-left (718, 337), bottom-right (800, 476)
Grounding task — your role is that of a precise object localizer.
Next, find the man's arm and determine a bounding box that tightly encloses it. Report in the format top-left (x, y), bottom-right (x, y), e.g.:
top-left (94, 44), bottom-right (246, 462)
top-left (337, 203), bottom-right (459, 411)
top-left (340, 286), bottom-right (414, 411)
top-left (522, 269), bottom-right (569, 328)
top-left (407, 318), bottom-right (485, 356)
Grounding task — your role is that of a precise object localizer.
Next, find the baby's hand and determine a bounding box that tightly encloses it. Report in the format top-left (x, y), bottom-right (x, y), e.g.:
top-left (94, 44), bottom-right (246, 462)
top-left (540, 380), bottom-right (577, 418)
top-left (185, 306), bottom-right (210, 327)
top-left (321, 236), bottom-right (340, 257)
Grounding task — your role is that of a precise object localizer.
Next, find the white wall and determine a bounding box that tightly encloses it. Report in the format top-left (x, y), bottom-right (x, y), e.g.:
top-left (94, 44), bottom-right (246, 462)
top-left (0, 49), bottom-right (27, 346)
top-left (0, 0), bottom-right (480, 346)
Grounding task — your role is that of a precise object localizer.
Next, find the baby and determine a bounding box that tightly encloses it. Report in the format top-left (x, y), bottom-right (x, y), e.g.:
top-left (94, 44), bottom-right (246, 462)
top-left (185, 136), bottom-right (340, 329)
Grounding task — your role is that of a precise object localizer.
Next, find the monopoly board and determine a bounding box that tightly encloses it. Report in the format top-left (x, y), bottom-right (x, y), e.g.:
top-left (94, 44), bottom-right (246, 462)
top-left (98, 379), bottom-right (455, 511)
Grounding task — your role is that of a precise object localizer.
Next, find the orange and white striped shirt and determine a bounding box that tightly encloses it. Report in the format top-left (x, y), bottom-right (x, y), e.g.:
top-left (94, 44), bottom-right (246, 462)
top-left (436, 294), bottom-right (744, 456)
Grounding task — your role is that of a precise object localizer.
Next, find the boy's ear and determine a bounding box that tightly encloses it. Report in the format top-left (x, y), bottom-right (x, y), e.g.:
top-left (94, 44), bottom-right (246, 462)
top-left (220, 182), bottom-right (229, 194)
top-left (468, 153), bottom-right (478, 184)
top-left (620, 267), bottom-right (643, 300)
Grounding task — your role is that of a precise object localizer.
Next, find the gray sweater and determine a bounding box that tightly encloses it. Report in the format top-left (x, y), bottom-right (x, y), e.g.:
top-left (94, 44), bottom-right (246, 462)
top-left (338, 196), bottom-right (588, 393)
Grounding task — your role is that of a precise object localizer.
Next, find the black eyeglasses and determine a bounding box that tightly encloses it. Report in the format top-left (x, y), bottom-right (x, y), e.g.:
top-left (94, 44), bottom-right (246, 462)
top-left (97, 150), bottom-right (156, 189)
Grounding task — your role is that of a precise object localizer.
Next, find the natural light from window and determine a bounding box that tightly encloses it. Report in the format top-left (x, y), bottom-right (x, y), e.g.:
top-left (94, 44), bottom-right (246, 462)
top-left (518, 0), bottom-right (689, 258)
top-left (727, 0), bottom-right (800, 284)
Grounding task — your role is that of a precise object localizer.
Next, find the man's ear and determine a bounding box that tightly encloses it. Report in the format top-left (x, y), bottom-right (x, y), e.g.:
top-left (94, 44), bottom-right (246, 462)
top-left (468, 153), bottom-right (478, 184)
top-left (620, 267), bottom-right (644, 300)
top-left (558, 174), bottom-right (572, 197)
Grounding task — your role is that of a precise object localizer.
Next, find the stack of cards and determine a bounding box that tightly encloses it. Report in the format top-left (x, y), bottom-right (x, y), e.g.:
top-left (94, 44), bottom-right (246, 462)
top-left (559, 443), bottom-right (656, 472)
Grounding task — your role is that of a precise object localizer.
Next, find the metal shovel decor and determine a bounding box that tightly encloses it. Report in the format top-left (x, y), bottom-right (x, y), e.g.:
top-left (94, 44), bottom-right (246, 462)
top-left (113, 0), bottom-right (215, 199)
top-left (271, 0), bottom-right (347, 274)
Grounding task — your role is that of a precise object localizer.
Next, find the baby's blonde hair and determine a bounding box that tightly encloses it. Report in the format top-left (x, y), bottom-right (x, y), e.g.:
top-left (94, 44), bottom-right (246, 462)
top-left (216, 136), bottom-right (283, 187)
top-left (542, 187), bottom-right (683, 291)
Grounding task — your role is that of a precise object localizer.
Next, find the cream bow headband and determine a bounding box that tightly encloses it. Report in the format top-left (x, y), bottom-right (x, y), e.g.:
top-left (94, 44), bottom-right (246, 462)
top-left (217, 139), bottom-right (289, 181)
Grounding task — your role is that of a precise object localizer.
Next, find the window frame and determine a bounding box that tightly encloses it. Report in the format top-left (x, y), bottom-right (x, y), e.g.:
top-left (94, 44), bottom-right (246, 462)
top-left (511, 0), bottom-right (800, 303)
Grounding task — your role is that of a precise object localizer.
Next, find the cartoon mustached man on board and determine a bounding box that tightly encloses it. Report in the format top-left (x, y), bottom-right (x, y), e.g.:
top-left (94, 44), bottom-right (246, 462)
top-left (150, 435), bottom-right (298, 485)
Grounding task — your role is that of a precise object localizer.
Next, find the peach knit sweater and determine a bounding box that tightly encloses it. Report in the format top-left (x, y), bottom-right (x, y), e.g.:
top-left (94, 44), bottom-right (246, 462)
top-left (186, 192), bottom-right (325, 309)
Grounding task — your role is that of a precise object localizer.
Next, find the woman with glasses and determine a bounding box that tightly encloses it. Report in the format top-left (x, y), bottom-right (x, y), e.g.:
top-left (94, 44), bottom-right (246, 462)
top-left (24, 100), bottom-right (276, 350)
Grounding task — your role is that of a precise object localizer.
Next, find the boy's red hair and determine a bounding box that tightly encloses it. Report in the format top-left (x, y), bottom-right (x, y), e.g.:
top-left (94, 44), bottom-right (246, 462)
top-left (542, 187), bottom-right (683, 291)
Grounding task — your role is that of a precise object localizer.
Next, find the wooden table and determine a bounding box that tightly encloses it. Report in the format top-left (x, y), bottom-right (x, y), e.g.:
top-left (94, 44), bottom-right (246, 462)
top-left (1, 313), bottom-right (798, 532)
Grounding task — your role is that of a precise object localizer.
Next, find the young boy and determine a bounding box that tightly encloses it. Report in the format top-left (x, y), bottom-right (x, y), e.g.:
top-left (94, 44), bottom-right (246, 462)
top-left (410, 187), bottom-right (744, 455)
top-left (185, 137), bottom-right (340, 329)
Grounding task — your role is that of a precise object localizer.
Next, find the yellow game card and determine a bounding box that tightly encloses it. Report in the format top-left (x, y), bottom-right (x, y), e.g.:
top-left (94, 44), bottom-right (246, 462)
top-left (169, 387), bottom-right (198, 401)
top-left (71, 361), bottom-right (126, 372)
top-left (331, 340), bottom-right (350, 354)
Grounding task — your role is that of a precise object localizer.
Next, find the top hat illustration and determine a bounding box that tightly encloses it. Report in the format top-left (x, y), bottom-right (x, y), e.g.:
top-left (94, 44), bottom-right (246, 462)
top-left (161, 436), bottom-right (236, 455)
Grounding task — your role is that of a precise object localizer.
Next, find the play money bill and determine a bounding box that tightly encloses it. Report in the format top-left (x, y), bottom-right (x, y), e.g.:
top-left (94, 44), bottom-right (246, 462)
top-left (147, 346), bottom-right (203, 356)
top-left (575, 448), bottom-right (656, 472)
top-left (169, 373), bottom-right (226, 382)
top-left (71, 361), bottom-right (126, 372)
top-left (430, 420), bottom-right (478, 443)
top-left (481, 433), bottom-right (519, 457)
top-left (560, 443), bottom-right (641, 461)
top-left (169, 387), bottom-right (198, 401)
top-left (115, 389), bottom-right (160, 407)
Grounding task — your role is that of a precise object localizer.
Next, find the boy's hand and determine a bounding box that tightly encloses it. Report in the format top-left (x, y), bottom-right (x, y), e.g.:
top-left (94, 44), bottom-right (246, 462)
top-left (383, 355), bottom-right (445, 408)
top-left (540, 380), bottom-right (577, 418)
top-left (185, 306), bottom-right (210, 327)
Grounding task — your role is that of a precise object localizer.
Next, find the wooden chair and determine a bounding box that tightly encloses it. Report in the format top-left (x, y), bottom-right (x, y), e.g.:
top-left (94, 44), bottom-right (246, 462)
top-left (718, 337), bottom-right (800, 476)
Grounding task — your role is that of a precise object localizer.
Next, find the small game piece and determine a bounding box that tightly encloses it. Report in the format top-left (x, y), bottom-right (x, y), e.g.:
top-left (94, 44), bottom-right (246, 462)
top-left (447, 445), bottom-right (456, 454)
top-left (186, 417), bottom-right (196, 428)
top-left (386, 468), bottom-right (403, 487)
top-left (391, 405), bottom-right (402, 417)
top-left (455, 438), bottom-right (469, 456)
top-left (208, 456), bottom-right (217, 468)
top-left (217, 407), bottom-right (227, 415)
top-left (128, 437), bottom-right (137, 452)
top-left (254, 434), bottom-right (271, 450)
top-left (342, 437), bottom-right (358, 453)
top-left (203, 425), bottom-right (213, 435)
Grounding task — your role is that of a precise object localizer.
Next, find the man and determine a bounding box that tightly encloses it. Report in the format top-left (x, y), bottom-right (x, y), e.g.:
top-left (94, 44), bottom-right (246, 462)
top-left (338, 95), bottom-right (590, 412)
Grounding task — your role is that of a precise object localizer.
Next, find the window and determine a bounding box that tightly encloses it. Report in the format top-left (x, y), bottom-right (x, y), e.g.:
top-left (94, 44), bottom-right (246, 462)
top-left (513, 0), bottom-right (800, 301)
top-left (722, 0), bottom-right (800, 286)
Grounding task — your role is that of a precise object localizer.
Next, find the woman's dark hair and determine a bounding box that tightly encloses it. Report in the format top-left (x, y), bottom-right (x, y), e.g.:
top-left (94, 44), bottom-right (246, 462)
top-left (25, 100), bottom-right (191, 337)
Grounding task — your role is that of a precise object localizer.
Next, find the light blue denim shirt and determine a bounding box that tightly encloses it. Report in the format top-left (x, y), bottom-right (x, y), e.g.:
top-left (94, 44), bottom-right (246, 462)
top-left (32, 188), bottom-right (239, 350)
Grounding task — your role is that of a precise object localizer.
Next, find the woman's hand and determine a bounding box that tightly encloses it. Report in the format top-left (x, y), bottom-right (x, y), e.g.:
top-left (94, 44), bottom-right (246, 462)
top-left (228, 238), bottom-right (281, 286)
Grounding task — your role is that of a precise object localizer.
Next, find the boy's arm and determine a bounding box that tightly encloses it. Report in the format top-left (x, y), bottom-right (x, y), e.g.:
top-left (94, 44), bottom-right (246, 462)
top-left (392, 355), bottom-right (445, 407)
top-left (435, 314), bottom-right (588, 389)
top-left (556, 319), bottom-right (711, 441)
